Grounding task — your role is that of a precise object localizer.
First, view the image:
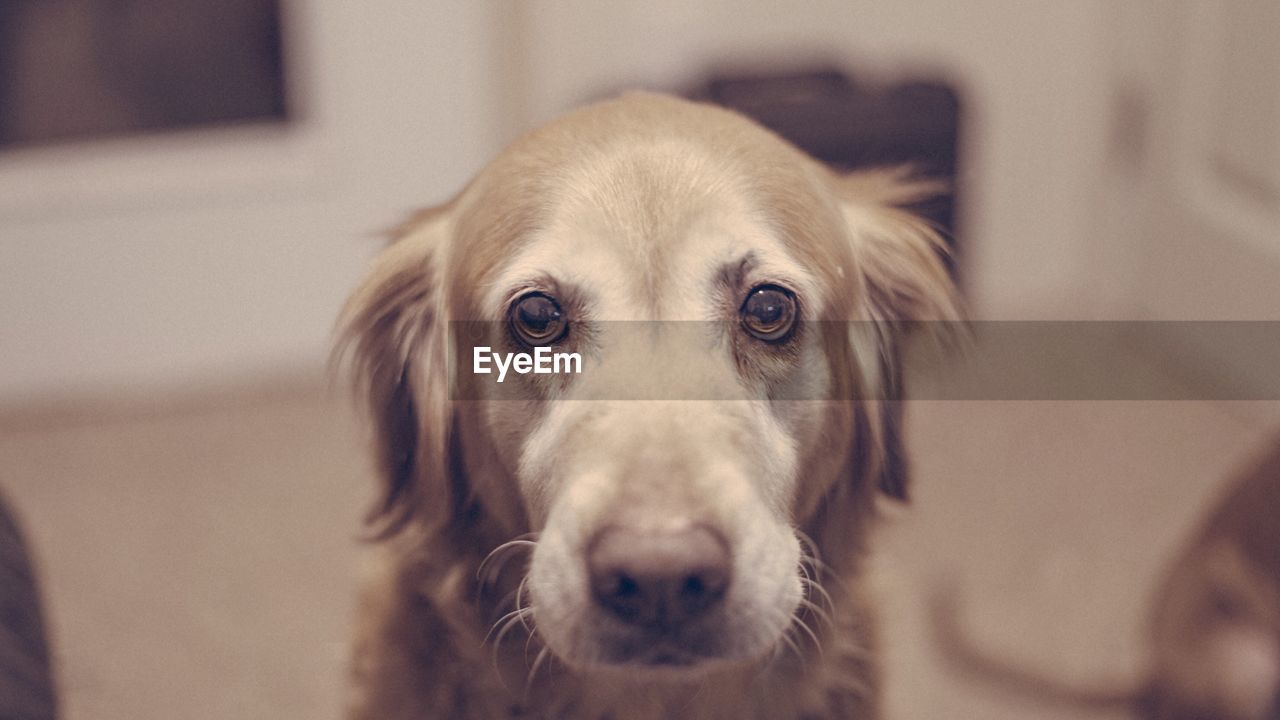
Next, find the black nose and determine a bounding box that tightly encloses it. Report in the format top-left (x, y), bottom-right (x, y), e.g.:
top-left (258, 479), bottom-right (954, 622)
top-left (587, 524), bottom-right (731, 630)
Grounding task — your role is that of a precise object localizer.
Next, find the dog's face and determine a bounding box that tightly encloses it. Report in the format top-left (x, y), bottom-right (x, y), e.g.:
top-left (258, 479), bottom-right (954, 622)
top-left (479, 143), bottom-right (834, 672)
top-left (340, 93), bottom-right (958, 678)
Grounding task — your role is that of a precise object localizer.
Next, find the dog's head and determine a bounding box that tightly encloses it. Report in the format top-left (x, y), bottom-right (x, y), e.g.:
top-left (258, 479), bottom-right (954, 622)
top-left (339, 92), bottom-right (959, 677)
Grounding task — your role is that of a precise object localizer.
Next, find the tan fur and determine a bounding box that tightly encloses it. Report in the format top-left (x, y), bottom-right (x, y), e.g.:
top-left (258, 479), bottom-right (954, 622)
top-left (336, 92), bottom-right (959, 720)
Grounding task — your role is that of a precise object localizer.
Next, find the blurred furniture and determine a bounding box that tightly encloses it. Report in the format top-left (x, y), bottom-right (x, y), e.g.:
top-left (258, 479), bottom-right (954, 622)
top-left (0, 490), bottom-right (57, 720)
top-left (689, 68), bottom-right (962, 275)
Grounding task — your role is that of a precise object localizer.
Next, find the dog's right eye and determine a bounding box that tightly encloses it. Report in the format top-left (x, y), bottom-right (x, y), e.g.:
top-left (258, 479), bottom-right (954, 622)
top-left (740, 285), bottom-right (798, 343)
top-left (509, 292), bottom-right (568, 346)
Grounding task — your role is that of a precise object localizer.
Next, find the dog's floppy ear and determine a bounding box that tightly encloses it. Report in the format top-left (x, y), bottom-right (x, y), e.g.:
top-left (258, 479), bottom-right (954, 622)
top-left (335, 207), bottom-right (453, 538)
top-left (837, 168), bottom-right (962, 500)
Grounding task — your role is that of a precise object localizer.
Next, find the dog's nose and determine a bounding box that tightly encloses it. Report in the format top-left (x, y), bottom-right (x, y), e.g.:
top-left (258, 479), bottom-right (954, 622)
top-left (587, 524), bottom-right (731, 630)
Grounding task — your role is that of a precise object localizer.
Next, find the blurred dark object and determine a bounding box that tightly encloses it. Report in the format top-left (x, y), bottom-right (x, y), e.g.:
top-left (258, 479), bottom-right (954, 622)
top-left (0, 491), bottom-right (57, 720)
top-left (689, 68), bottom-right (962, 274)
top-left (0, 0), bottom-right (288, 150)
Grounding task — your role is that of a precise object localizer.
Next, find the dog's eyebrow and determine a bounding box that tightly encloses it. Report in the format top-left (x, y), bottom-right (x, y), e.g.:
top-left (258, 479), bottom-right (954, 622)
top-left (716, 253), bottom-right (758, 294)
top-left (500, 274), bottom-right (562, 306)
top-left (499, 274), bottom-right (590, 319)
top-left (717, 252), bottom-right (806, 301)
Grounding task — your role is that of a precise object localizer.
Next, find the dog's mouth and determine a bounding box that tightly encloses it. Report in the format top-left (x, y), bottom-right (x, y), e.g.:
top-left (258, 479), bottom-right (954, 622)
top-left (529, 580), bottom-right (800, 677)
top-left (644, 650), bottom-right (698, 667)
top-left (613, 643), bottom-right (703, 669)
top-left (525, 512), bottom-right (807, 678)
top-left (587, 620), bottom-right (744, 673)
top-left (603, 639), bottom-right (709, 668)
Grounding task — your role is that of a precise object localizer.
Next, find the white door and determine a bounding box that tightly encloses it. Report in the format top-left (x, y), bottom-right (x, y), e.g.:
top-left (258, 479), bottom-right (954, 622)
top-left (1105, 0), bottom-right (1280, 404)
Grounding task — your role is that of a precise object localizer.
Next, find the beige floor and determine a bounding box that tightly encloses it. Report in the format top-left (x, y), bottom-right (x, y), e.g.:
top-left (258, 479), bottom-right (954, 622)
top-left (0, 376), bottom-right (1276, 719)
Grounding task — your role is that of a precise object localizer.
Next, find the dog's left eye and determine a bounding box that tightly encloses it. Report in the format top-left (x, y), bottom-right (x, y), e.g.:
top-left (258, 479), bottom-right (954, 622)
top-left (509, 292), bottom-right (568, 346)
top-left (740, 285), bottom-right (798, 342)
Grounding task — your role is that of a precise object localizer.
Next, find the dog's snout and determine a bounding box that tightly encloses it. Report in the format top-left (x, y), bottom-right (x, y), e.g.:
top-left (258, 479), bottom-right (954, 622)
top-left (588, 524), bottom-right (730, 630)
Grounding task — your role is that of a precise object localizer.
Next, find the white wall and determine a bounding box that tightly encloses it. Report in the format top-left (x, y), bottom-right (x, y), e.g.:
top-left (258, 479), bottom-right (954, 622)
top-left (0, 0), bottom-right (1119, 404)
top-left (0, 0), bottom-right (506, 403)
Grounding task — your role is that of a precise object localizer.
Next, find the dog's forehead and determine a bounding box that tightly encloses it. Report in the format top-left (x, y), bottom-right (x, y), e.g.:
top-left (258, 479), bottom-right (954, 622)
top-left (481, 141), bottom-right (819, 320)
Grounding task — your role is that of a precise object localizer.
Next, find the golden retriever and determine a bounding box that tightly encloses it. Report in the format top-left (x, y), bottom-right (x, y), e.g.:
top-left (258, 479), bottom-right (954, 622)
top-left (337, 91), bottom-right (960, 720)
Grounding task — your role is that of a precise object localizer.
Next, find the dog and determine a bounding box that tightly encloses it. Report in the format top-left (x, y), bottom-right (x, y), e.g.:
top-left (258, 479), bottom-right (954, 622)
top-left (336, 91), bottom-right (960, 720)
top-left (932, 435), bottom-right (1280, 720)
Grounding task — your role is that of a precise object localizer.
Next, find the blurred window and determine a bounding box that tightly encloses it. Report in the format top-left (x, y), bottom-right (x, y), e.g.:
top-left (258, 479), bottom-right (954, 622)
top-left (0, 0), bottom-right (288, 150)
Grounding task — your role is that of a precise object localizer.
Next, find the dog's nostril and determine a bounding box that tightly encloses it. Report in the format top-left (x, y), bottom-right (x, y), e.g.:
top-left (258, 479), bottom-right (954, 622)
top-left (681, 575), bottom-right (705, 598)
top-left (675, 567), bottom-right (729, 618)
top-left (615, 574), bottom-right (641, 598)
top-left (681, 567), bottom-right (728, 601)
top-left (587, 524), bottom-right (731, 630)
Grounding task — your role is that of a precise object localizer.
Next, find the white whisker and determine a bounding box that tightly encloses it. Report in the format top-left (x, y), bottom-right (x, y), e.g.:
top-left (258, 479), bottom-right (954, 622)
top-left (485, 607), bottom-right (532, 648)
top-left (799, 575), bottom-right (836, 615)
top-left (524, 646), bottom-right (552, 697)
top-left (477, 534), bottom-right (539, 587)
top-left (796, 594), bottom-right (834, 630)
top-left (763, 607), bottom-right (810, 672)
top-left (789, 613), bottom-right (824, 657)
top-left (514, 577), bottom-right (535, 634)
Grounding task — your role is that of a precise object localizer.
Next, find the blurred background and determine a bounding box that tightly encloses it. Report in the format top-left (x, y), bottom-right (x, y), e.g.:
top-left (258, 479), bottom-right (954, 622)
top-left (0, 2), bottom-right (1277, 719)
